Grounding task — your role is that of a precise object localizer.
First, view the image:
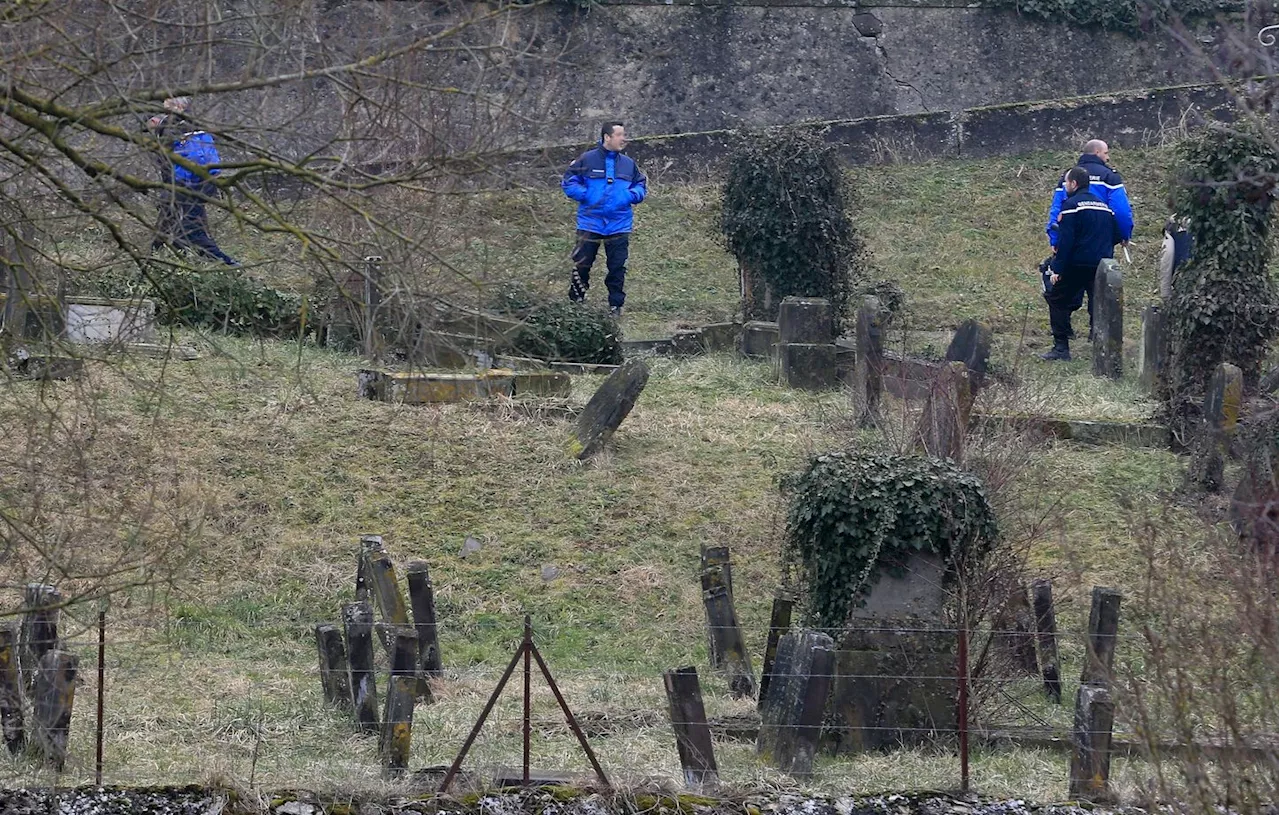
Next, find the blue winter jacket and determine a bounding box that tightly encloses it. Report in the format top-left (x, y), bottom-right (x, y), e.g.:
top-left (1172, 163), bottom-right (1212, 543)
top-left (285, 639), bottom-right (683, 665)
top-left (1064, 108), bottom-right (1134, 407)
top-left (1046, 153), bottom-right (1133, 246)
top-left (562, 144), bottom-right (647, 236)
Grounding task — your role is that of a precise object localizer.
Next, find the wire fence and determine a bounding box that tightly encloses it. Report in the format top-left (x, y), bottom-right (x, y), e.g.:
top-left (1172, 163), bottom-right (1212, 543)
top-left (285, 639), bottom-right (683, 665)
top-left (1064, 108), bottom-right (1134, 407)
top-left (0, 580), bottom-right (1273, 804)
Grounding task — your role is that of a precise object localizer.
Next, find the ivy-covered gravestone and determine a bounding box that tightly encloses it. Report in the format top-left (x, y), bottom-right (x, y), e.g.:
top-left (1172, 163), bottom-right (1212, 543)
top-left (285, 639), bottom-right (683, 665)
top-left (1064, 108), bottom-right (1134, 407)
top-left (782, 452), bottom-right (997, 752)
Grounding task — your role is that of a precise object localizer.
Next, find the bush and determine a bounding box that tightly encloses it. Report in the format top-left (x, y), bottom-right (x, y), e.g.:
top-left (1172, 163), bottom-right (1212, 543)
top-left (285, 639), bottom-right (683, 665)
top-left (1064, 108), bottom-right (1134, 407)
top-left (73, 264), bottom-right (306, 338)
top-left (487, 283), bottom-right (623, 365)
top-left (1163, 121), bottom-right (1278, 435)
top-left (782, 452), bottom-right (998, 630)
top-left (718, 129), bottom-right (871, 329)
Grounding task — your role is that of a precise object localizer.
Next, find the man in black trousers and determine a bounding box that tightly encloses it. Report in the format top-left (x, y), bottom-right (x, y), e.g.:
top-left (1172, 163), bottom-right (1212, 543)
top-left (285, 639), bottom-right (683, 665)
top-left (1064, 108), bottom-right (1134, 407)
top-left (1041, 167), bottom-right (1124, 361)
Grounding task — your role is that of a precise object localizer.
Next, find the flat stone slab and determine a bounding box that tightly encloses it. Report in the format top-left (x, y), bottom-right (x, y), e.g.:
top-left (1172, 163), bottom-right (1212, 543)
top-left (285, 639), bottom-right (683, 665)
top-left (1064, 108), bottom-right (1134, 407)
top-left (740, 321), bottom-right (779, 359)
top-left (124, 342), bottom-right (201, 360)
top-left (513, 370), bottom-right (572, 397)
top-left (567, 358), bottom-right (650, 460)
top-left (973, 413), bottom-right (1172, 449)
top-left (357, 369), bottom-right (515, 404)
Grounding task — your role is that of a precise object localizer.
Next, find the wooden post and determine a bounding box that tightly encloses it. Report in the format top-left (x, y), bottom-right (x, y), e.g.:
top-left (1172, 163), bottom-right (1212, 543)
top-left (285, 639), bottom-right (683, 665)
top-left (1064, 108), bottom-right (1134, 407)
top-left (701, 566), bottom-right (756, 699)
top-left (382, 626), bottom-right (419, 774)
top-left (758, 595), bottom-right (793, 710)
top-left (32, 649), bottom-right (77, 772)
top-left (364, 546), bottom-right (409, 627)
top-left (406, 561), bottom-right (443, 679)
top-left (1080, 586), bottom-right (1122, 687)
top-left (663, 666), bottom-right (718, 787)
top-left (342, 601), bottom-right (379, 733)
top-left (315, 623), bottom-right (351, 709)
top-left (1032, 579), bottom-right (1061, 703)
top-left (21, 584), bottom-right (60, 693)
top-left (1069, 684), bottom-right (1115, 800)
top-left (700, 545), bottom-right (733, 669)
top-left (0, 622), bottom-right (25, 753)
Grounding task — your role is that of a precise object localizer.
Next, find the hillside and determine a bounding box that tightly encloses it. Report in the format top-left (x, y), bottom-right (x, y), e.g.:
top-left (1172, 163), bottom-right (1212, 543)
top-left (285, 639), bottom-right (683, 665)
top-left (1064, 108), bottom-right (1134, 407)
top-left (1, 144), bottom-right (1269, 802)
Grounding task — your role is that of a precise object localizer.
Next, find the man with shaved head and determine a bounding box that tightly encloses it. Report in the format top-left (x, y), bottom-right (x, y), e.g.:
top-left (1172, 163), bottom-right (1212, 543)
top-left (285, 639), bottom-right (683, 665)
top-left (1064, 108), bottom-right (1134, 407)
top-left (1045, 139), bottom-right (1133, 339)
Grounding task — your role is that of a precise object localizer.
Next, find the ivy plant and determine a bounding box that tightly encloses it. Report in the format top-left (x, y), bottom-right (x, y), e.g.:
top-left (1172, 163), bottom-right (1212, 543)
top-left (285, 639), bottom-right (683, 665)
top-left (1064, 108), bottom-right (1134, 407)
top-left (1163, 120), bottom-right (1278, 435)
top-left (782, 452), bottom-right (998, 631)
top-left (488, 282), bottom-right (622, 365)
top-left (718, 129), bottom-right (870, 329)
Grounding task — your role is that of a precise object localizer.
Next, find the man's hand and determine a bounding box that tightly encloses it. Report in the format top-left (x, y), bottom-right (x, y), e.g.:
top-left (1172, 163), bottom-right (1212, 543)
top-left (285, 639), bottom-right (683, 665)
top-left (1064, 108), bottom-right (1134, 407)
top-left (1049, 273), bottom-right (1060, 285)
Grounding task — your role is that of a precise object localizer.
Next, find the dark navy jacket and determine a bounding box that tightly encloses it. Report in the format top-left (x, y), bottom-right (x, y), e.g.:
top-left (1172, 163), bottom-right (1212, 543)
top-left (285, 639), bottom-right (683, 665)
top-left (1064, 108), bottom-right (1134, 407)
top-left (1051, 190), bottom-right (1123, 276)
top-left (1046, 153), bottom-right (1133, 246)
top-left (562, 144), bottom-right (647, 236)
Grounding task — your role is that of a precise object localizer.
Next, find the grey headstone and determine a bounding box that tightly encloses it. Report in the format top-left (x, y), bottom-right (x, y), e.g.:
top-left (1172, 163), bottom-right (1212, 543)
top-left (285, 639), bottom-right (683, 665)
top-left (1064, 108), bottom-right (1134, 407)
top-left (568, 358), bottom-right (650, 460)
top-left (944, 319), bottom-right (992, 389)
top-left (1137, 305), bottom-right (1166, 394)
top-left (1188, 362), bottom-right (1244, 492)
top-left (699, 322), bottom-right (740, 353)
top-left (739, 321), bottom-right (779, 359)
top-left (1068, 684), bottom-right (1115, 801)
top-left (757, 630), bottom-right (835, 777)
top-left (1091, 259), bottom-right (1124, 379)
top-left (778, 297), bottom-right (835, 345)
top-left (913, 361), bottom-right (972, 461)
top-left (780, 343), bottom-right (837, 391)
top-left (852, 297), bottom-right (884, 426)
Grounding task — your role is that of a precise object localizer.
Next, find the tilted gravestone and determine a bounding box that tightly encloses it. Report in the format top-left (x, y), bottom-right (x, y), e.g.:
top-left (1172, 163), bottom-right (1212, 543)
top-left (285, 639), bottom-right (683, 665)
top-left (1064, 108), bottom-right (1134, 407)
top-left (1187, 362), bottom-right (1244, 491)
top-left (852, 296), bottom-right (884, 428)
top-left (757, 629), bottom-right (834, 777)
top-left (914, 361), bottom-right (972, 461)
top-left (1092, 259), bottom-right (1124, 379)
top-left (944, 319), bottom-right (992, 389)
top-left (826, 553), bottom-right (955, 753)
top-left (1137, 305), bottom-right (1166, 394)
top-left (566, 358), bottom-right (650, 460)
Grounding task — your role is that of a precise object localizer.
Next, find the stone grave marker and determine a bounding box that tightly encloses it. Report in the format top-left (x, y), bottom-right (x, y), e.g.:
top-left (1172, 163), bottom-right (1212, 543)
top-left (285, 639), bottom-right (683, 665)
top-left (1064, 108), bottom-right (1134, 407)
top-left (1092, 259), bottom-right (1124, 379)
top-left (756, 629), bottom-right (834, 777)
top-left (1137, 305), bottom-right (1166, 393)
top-left (1188, 362), bottom-right (1244, 491)
top-left (826, 553), bottom-right (955, 753)
top-left (780, 343), bottom-right (837, 391)
top-left (699, 322), bottom-right (740, 353)
top-left (739, 321), bottom-right (779, 359)
top-left (914, 361), bottom-right (972, 461)
top-left (566, 358), bottom-right (650, 460)
top-left (778, 297), bottom-right (837, 391)
top-left (852, 296), bottom-right (884, 427)
top-left (944, 319), bottom-right (992, 389)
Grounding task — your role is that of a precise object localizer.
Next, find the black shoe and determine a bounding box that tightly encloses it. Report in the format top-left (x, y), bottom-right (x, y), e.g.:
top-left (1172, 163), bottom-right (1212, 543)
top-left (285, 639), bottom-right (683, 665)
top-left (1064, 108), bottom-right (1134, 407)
top-left (1040, 347), bottom-right (1071, 362)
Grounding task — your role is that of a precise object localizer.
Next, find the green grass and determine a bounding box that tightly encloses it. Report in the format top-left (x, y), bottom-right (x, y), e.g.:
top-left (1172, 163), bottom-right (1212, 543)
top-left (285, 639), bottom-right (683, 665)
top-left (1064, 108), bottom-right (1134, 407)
top-left (2, 143), bottom-right (1268, 801)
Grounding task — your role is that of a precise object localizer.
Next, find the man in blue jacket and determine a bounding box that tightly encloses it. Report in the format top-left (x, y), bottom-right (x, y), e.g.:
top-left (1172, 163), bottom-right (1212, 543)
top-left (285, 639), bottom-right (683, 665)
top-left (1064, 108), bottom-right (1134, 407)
top-left (1045, 139), bottom-right (1132, 337)
top-left (1042, 167), bottom-right (1124, 361)
top-left (562, 122), bottom-right (647, 316)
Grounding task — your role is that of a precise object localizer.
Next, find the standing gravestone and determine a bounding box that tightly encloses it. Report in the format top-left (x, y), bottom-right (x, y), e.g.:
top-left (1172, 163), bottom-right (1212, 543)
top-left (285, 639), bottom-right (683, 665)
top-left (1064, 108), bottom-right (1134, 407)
top-left (944, 319), bottom-right (992, 389)
top-left (1137, 306), bottom-right (1166, 393)
top-left (826, 553), bottom-right (955, 752)
top-left (757, 629), bottom-right (835, 777)
top-left (566, 358), bottom-right (650, 460)
top-left (852, 297), bottom-right (884, 428)
top-left (1092, 259), bottom-right (1124, 379)
top-left (1187, 362), bottom-right (1244, 492)
top-left (1069, 587), bottom-right (1122, 801)
top-left (778, 297), bottom-right (837, 391)
top-left (914, 361), bottom-right (972, 461)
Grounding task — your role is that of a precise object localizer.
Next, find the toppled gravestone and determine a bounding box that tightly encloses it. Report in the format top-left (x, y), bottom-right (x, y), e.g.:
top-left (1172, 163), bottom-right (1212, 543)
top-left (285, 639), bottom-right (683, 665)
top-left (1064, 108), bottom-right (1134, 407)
top-left (827, 553), bottom-right (956, 753)
top-left (914, 361), bottom-right (972, 461)
top-left (757, 629), bottom-right (835, 777)
top-left (566, 358), bottom-right (650, 460)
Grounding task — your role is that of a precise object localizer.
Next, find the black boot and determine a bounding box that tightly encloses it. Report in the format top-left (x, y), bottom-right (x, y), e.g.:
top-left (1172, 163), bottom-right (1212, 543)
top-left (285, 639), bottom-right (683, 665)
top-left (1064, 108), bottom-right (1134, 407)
top-left (1040, 342), bottom-right (1071, 362)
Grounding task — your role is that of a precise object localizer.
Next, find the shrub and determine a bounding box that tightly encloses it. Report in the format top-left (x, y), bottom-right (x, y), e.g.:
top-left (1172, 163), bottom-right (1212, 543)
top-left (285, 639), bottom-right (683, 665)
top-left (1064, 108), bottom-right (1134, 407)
top-left (1163, 120), bottom-right (1278, 436)
top-left (73, 264), bottom-right (306, 338)
top-left (782, 452), bottom-right (998, 630)
top-left (718, 129), bottom-right (871, 329)
top-left (487, 282), bottom-right (623, 365)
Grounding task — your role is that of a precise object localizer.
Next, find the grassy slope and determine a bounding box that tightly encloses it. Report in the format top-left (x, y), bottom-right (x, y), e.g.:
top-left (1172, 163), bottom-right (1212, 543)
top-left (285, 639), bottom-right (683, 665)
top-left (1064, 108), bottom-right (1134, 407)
top-left (1, 144), bottom-right (1235, 796)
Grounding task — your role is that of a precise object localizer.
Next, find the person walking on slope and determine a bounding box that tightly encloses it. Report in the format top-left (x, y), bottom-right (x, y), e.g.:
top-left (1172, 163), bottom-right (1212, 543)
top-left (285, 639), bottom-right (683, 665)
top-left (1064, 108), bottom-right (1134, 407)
top-left (1042, 167), bottom-right (1124, 362)
top-left (1045, 139), bottom-right (1133, 338)
top-left (562, 122), bottom-right (647, 316)
top-left (145, 96), bottom-right (238, 266)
